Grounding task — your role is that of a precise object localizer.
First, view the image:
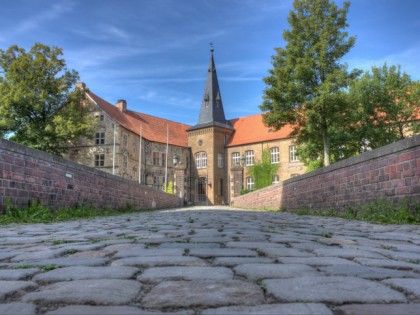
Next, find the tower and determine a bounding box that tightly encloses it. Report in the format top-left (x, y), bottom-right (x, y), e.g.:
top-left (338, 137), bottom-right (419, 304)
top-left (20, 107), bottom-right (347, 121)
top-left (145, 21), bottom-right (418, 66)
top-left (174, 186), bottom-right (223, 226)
top-left (188, 48), bottom-right (234, 205)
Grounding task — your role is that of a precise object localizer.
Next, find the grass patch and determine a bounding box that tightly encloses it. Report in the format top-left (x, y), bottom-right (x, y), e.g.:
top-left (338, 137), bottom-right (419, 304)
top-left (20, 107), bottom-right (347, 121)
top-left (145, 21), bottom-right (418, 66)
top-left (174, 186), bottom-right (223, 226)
top-left (40, 264), bottom-right (57, 271)
top-left (0, 200), bottom-right (151, 225)
top-left (292, 198), bottom-right (419, 225)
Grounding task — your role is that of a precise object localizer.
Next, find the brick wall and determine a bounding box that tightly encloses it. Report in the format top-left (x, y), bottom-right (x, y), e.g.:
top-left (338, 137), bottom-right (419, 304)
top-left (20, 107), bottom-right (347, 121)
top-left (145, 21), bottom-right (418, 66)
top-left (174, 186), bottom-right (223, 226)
top-left (0, 139), bottom-right (180, 213)
top-left (232, 135), bottom-right (420, 212)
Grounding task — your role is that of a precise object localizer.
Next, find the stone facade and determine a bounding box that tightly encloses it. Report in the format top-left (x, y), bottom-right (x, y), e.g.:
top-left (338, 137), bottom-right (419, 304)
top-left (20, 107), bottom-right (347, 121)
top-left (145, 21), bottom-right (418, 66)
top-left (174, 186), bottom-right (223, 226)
top-left (65, 104), bottom-right (192, 203)
top-left (226, 138), bottom-right (306, 200)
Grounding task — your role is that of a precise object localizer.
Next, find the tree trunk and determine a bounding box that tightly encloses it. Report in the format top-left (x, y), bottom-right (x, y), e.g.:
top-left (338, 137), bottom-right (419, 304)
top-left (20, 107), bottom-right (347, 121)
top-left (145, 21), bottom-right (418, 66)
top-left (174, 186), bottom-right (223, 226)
top-left (321, 125), bottom-right (330, 167)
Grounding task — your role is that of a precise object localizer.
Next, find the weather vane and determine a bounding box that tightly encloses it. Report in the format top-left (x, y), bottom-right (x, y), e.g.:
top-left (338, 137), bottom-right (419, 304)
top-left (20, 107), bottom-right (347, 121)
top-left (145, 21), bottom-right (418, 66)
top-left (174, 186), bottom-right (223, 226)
top-left (209, 42), bottom-right (214, 52)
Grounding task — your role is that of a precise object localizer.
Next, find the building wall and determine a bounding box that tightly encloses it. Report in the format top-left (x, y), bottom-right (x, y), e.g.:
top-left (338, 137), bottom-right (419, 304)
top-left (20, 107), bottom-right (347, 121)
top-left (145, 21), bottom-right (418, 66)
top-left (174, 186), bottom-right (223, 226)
top-left (231, 135), bottom-right (420, 212)
top-left (0, 139), bottom-right (180, 213)
top-left (226, 138), bottom-right (306, 202)
top-left (65, 106), bottom-right (191, 195)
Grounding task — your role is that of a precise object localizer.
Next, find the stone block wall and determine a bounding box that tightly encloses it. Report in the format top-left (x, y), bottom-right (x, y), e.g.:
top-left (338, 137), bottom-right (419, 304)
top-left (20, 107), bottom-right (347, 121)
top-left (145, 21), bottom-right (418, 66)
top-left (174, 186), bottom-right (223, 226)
top-left (0, 139), bottom-right (180, 213)
top-left (232, 135), bottom-right (420, 212)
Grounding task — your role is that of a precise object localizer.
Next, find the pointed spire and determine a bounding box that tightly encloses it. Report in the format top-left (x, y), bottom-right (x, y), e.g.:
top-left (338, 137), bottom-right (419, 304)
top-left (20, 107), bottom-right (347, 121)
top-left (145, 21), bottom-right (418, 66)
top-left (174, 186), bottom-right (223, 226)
top-left (191, 46), bottom-right (232, 130)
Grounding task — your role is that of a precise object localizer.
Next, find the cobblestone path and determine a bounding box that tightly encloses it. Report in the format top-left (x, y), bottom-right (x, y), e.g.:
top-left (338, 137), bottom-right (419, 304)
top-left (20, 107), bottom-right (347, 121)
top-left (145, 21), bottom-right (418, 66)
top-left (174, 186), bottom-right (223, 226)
top-left (0, 207), bottom-right (419, 315)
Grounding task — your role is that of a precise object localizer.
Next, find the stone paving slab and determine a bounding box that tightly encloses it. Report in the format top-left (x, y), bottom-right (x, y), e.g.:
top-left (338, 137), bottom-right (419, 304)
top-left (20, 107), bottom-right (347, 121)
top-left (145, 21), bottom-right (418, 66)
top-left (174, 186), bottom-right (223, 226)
top-left (22, 279), bottom-right (142, 305)
top-left (45, 305), bottom-right (193, 315)
top-left (336, 303), bottom-right (420, 315)
top-left (0, 268), bottom-right (40, 280)
top-left (142, 280), bottom-right (264, 309)
top-left (33, 266), bottom-right (139, 282)
top-left (111, 256), bottom-right (207, 267)
top-left (202, 303), bottom-right (334, 315)
top-left (0, 281), bottom-right (38, 299)
top-left (234, 263), bottom-right (320, 280)
top-left (1, 207), bottom-right (420, 313)
top-left (277, 256), bottom-right (358, 266)
top-left (138, 266), bottom-right (233, 283)
top-left (319, 265), bottom-right (420, 280)
top-left (263, 276), bottom-right (407, 303)
top-left (0, 302), bottom-right (36, 315)
top-left (382, 278), bottom-right (420, 298)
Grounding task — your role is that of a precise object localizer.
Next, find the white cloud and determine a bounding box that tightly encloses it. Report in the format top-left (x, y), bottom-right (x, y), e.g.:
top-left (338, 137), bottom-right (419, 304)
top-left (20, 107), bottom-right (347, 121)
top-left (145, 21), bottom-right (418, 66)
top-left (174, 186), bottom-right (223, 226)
top-left (346, 42), bottom-right (420, 80)
top-left (14, 2), bottom-right (74, 35)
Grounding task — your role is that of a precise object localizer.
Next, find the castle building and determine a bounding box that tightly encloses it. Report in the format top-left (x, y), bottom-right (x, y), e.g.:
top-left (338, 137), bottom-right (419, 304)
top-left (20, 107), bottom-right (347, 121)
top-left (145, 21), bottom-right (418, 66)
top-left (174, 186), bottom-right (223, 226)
top-left (66, 49), bottom-right (306, 205)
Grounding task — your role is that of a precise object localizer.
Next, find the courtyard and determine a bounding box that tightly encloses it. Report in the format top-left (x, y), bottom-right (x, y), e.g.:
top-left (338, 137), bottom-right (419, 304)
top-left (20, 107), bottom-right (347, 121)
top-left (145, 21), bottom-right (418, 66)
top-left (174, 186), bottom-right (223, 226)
top-left (0, 206), bottom-right (419, 315)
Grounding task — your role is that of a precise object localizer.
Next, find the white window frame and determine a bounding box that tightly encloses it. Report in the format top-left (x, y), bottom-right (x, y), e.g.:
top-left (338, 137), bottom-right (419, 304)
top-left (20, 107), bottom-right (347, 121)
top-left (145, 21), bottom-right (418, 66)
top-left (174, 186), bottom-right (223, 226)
top-left (289, 145), bottom-right (299, 162)
top-left (272, 175), bottom-right (280, 184)
top-left (196, 152), bottom-right (207, 169)
top-left (270, 147), bottom-right (280, 164)
top-left (201, 152), bottom-right (207, 168)
top-left (245, 150), bottom-right (254, 166)
top-left (246, 177), bottom-right (254, 190)
top-left (195, 153), bottom-right (202, 169)
top-left (232, 152), bottom-right (240, 166)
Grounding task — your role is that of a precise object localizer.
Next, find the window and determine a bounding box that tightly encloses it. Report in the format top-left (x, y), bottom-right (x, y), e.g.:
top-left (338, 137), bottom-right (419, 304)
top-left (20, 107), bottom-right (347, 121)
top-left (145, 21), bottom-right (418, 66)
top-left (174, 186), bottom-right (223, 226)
top-left (153, 152), bottom-right (160, 166)
top-left (95, 154), bottom-right (105, 167)
top-left (202, 153), bottom-right (207, 168)
top-left (196, 153), bottom-right (202, 169)
top-left (270, 147), bottom-right (280, 164)
top-left (245, 150), bottom-right (254, 166)
top-left (95, 132), bottom-right (105, 145)
top-left (123, 133), bottom-right (128, 148)
top-left (246, 177), bottom-right (254, 190)
top-left (272, 175), bottom-right (280, 184)
top-left (161, 153), bottom-right (166, 167)
top-left (195, 152), bottom-right (207, 169)
top-left (217, 153), bottom-right (224, 168)
top-left (289, 145), bottom-right (299, 162)
top-left (232, 152), bottom-right (240, 166)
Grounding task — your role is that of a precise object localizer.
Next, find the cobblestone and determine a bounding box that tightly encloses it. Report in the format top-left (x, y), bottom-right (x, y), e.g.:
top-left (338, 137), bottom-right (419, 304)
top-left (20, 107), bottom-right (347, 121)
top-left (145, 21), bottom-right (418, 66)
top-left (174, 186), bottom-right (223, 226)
top-left (0, 206), bottom-right (419, 314)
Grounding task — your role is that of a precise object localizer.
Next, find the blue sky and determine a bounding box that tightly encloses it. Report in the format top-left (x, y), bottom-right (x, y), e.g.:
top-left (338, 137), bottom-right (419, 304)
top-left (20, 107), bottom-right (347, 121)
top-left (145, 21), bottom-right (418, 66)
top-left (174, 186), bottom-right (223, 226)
top-left (1, 0), bottom-right (419, 126)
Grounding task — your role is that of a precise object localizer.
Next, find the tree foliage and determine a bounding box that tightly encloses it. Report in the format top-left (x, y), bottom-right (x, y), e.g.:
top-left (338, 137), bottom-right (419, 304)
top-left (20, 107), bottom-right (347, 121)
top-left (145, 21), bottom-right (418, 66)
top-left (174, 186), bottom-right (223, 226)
top-left (0, 43), bottom-right (95, 155)
top-left (349, 64), bottom-right (420, 150)
top-left (260, 0), bottom-right (357, 167)
top-left (247, 148), bottom-right (279, 190)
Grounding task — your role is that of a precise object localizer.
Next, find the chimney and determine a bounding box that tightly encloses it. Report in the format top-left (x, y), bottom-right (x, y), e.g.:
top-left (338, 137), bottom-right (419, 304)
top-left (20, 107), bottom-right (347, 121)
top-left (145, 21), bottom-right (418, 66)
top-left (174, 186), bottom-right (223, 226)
top-left (75, 82), bottom-right (86, 89)
top-left (116, 99), bottom-right (127, 113)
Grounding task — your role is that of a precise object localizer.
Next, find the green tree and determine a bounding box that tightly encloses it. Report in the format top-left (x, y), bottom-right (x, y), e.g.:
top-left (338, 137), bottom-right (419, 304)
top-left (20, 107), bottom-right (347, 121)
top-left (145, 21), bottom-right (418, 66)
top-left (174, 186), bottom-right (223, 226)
top-left (0, 43), bottom-right (95, 155)
top-left (247, 148), bottom-right (279, 190)
top-left (349, 64), bottom-right (420, 150)
top-left (260, 0), bottom-right (358, 167)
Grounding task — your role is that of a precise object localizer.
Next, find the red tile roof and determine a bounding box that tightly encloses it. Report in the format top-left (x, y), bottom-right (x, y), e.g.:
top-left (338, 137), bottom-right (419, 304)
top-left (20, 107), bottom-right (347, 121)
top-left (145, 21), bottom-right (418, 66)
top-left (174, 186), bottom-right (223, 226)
top-left (86, 89), bottom-right (294, 148)
top-left (86, 91), bottom-right (191, 147)
top-left (226, 114), bottom-right (295, 147)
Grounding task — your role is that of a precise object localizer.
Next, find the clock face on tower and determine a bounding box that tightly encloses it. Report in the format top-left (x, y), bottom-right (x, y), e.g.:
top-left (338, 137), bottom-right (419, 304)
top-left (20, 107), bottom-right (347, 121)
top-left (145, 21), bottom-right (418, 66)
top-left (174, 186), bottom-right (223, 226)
top-left (198, 139), bottom-right (203, 146)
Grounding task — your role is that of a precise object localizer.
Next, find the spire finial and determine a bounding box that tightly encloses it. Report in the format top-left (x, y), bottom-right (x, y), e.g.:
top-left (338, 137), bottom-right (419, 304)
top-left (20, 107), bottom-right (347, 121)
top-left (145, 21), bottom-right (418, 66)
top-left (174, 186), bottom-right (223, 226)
top-left (209, 42), bottom-right (214, 52)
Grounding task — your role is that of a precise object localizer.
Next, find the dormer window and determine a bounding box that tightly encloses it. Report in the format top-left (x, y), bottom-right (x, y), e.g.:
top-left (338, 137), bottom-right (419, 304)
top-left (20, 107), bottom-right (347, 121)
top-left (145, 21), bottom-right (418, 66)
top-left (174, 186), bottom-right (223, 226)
top-left (204, 93), bottom-right (209, 108)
